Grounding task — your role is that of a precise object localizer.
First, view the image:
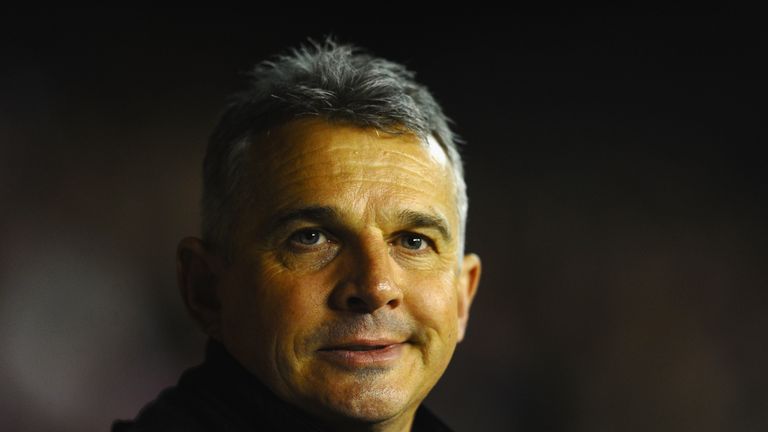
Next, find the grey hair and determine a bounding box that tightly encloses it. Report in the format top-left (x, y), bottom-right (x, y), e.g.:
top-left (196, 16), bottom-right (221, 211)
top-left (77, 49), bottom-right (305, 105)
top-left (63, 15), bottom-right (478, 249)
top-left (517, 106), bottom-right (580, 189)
top-left (202, 38), bottom-right (468, 261)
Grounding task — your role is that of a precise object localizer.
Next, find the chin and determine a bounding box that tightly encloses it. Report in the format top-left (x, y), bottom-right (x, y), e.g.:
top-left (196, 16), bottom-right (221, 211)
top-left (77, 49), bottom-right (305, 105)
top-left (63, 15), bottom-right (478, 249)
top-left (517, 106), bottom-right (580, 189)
top-left (315, 384), bottom-right (413, 425)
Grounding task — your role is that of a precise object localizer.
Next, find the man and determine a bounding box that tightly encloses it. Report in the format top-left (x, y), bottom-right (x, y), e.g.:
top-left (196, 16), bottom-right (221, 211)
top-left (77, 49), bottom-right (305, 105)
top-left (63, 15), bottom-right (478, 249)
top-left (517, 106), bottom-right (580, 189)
top-left (113, 39), bottom-right (481, 432)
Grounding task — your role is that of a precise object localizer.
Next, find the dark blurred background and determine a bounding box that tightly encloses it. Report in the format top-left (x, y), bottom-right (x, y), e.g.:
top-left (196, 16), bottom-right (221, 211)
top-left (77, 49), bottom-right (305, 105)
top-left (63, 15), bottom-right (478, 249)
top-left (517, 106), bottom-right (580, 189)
top-left (1, 12), bottom-right (766, 432)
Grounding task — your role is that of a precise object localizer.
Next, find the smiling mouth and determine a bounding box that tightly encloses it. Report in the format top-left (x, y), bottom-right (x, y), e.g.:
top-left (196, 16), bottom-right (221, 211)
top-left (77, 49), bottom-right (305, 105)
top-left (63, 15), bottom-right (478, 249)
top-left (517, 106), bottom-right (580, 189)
top-left (320, 344), bottom-right (389, 352)
top-left (317, 341), bottom-right (406, 367)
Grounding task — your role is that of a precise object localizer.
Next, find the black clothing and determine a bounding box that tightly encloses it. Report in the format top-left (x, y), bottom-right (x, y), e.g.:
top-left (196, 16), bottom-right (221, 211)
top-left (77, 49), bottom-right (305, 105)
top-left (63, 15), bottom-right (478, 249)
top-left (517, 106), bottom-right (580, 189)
top-left (112, 340), bottom-right (453, 431)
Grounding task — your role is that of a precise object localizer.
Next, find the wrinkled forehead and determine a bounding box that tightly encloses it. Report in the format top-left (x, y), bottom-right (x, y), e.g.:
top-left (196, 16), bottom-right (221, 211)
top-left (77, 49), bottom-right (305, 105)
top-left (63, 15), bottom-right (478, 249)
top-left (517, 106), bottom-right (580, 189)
top-left (241, 119), bottom-right (453, 187)
top-left (225, 118), bottom-right (467, 261)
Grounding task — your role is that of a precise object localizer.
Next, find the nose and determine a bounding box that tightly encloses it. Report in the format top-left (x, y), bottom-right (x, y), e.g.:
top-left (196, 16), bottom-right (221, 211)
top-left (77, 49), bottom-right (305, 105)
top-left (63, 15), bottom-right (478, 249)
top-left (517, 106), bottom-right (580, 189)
top-left (329, 237), bottom-right (403, 313)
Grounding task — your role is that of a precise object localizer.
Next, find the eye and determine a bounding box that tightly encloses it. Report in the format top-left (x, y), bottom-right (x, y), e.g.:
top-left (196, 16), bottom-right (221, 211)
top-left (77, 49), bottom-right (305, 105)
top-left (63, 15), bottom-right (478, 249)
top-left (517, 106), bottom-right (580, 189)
top-left (398, 233), bottom-right (430, 251)
top-left (289, 229), bottom-right (327, 246)
top-left (281, 228), bottom-right (340, 269)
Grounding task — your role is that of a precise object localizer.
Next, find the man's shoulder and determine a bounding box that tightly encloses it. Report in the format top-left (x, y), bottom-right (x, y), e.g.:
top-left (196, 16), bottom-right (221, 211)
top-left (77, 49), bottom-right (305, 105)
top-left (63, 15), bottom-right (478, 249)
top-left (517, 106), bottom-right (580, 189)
top-left (110, 359), bottom-right (250, 431)
top-left (110, 348), bottom-right (319, 432)
top-left (413, 405), bottom-right (455, 432)
top-left (111, 377), bottom-right (216, 432)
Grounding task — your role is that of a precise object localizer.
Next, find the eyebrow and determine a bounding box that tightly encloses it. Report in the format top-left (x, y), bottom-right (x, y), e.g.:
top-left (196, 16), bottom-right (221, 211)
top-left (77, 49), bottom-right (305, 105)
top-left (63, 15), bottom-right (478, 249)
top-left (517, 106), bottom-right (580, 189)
top-left (267, 206), bottom-right (340, 232)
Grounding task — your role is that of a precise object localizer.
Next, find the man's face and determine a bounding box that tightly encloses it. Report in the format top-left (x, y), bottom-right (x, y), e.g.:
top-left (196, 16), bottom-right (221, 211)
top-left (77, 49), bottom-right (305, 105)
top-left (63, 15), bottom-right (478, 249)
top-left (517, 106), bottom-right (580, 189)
top-left (210, 119), bottom-right (479, 428)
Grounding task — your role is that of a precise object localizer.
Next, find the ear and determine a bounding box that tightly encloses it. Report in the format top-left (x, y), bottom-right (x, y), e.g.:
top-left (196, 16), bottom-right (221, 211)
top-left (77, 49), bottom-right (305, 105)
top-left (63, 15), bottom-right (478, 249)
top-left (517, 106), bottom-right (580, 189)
top-left (456, 253), bottom-right (481, 342)
top-left (177, 237), bottom-right (225, 338)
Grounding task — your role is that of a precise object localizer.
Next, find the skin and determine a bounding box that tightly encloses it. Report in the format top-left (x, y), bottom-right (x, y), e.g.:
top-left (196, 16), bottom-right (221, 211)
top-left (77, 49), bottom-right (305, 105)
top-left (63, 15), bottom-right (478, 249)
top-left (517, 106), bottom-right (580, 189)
top-left (178, 118), bottom-right (481, 432)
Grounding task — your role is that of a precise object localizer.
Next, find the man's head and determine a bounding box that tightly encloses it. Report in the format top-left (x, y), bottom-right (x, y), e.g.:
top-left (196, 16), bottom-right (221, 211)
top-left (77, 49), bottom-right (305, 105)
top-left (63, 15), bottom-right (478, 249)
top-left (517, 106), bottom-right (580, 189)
top-left (200, 39), bottom-right (468, 262)
top-left (177, 40), bottom-right (481, 431)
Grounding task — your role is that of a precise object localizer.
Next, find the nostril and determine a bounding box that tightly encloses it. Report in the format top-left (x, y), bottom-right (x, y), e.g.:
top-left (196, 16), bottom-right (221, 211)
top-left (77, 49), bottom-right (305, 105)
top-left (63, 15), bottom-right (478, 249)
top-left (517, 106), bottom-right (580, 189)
top-left (347, 297), bottom-right (366, 308)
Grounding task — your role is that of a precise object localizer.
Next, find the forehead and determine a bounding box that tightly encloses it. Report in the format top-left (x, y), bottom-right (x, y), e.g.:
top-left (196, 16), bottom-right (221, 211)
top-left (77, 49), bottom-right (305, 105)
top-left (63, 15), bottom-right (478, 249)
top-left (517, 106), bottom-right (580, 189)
top-left (253, 119), bottom-right (446, 170)
top-left (241, 118), bottom-right (457, 224)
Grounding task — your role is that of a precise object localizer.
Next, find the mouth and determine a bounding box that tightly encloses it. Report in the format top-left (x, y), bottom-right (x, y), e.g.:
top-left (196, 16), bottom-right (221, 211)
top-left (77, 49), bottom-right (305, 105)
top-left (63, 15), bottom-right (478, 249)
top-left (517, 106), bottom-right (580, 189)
top-left (324, 344), bottom-right (389, 351)
top-left (317, 339), bottom-right (407, 368)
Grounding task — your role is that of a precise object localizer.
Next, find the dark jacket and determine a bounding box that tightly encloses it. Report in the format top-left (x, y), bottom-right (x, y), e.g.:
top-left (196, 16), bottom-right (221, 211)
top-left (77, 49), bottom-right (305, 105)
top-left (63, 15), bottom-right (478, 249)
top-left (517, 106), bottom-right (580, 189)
top-left (112, 340), bottom-right (453, 431)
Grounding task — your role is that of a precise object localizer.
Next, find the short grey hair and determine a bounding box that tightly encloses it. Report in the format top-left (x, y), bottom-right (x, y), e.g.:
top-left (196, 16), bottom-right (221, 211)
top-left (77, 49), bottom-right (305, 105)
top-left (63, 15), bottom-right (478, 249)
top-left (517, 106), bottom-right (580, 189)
top-left (202, 38), bottom-right (468, 261)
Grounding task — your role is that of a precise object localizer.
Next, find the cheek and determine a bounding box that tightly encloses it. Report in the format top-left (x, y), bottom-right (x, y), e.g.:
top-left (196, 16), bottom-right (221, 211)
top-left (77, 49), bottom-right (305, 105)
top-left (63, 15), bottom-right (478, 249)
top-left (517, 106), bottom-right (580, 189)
top-left (218, 274), bottom-right (272, 354)
top-left (219, 263), bottom-right (331, 373)
top-left (218, 265), bottom-right (294, 340)
top-left (408, 273), bottom-right (460, 343)
top-left (252, 264), bottom-right (330, 347)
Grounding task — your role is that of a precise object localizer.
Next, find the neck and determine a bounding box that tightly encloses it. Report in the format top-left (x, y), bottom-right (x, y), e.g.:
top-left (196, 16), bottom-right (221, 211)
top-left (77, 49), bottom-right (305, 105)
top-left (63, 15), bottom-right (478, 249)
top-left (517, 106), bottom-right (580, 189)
top-left (313, 410), bottom-right (417, 432)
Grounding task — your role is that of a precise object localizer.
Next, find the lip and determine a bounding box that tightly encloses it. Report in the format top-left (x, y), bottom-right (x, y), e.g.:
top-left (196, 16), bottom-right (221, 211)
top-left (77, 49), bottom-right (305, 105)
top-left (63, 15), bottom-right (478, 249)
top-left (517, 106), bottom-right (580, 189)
top-left (317, 339), bottom-right (406, 368)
